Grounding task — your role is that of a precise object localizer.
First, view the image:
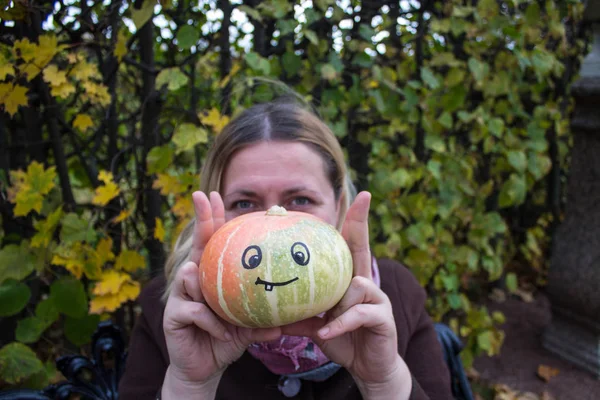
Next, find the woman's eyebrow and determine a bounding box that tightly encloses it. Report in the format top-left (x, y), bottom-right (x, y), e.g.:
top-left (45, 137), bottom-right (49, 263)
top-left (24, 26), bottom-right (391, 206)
top-left (223, 189), bottom-right (257, 200)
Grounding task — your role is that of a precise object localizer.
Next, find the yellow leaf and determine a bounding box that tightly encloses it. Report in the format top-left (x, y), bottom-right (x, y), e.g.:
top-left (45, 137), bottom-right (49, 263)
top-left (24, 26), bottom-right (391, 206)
top-left (31, 208), bottom-right (63, 248)
top-left (89, 280), bottom-right (140, 314)
top-left (219, 62), bottom-right (241, 88)
top-left (152, 173), bottom-right (185, 195)
top-left (92, 270), bottom-right (130, 296)
top-left (73, 114), bottom-right (94, 132)
top-left (92, 170), bottom-right (120, 206)
top-left (114, 30), bottom-right (127, 63)
top-left (8, 161), bottom-right (56, 216)
top-left (13, 38), bottom-right (37, 63)
top-left (112, 209), bottom-right (132, 224)
top-left (51, 82), bottom-right (76, 99)
top-left (43, 65), bottom-right (67, 87)
top-left (199, 108), bottom-right (230, 134)
top-left (70, 59), bottom-right (100, 81)
top-left (95, 237), bottom-right (116, 265)
top-left (115, 250), bottom-right (146, 272)
top-left (154, 217), bottom-right (165, 242)
top-left (0, 53), bottom-right (14, 81)
top-left (82, 81), bottom-right (111, 106)
top-left (172, 196), bottom-right (193, 219)
top-left (0, 83), bottom-right (28, 117)
top-left (52, 244), bottom-right (85, 279)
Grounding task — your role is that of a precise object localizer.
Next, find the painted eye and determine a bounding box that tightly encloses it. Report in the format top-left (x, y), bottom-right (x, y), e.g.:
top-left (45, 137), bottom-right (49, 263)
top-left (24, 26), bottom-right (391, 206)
top-left (291, 242), bottom-right (310, 266)
top-left (242, 245), bottom-right (262, 269)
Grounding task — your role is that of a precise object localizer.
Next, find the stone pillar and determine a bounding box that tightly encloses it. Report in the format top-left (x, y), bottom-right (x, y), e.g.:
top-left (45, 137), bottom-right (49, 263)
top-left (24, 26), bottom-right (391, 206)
top-left (543, 1), bottom-right (600, 379)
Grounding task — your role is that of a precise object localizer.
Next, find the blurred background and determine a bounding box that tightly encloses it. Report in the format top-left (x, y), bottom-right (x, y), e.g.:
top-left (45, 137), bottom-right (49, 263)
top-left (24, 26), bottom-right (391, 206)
top-left (0, 0), bottom-right (598, 398)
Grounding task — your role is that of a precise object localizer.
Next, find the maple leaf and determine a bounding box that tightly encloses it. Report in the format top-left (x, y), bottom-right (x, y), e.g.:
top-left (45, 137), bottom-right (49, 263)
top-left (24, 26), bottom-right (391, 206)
top-left (154, 217), bottom-right (165, 242)
top-left (43, 65), bottom-right (67, 87)
top-left (92, 270), bottom-right (130, 296)
top-left (92, 170), bottom-right (120, 206)
top-left (115, 250), bottom-right (145, 272)
top-left (51, 82), bottom-right (76, 99)
top-left (82, 81), bottom-right (111, 106)
top-left (89, 280), bottom-right (140, 314)
top-left (13, 38), bottom-right (37, 63)
top-left (111, 209), bottom-right (132, 224)
top-left (0, 53), bottom-right (14, 81)
top-left (172, 196), bottom-right (193, 219)
top-left (172, 123), bottom-right (208, 154)
top-left (31, 208), bottom-right (63, 248)
top-left (73, 114), bottom-right (94, 132)
top-left (537, 364), bottom-right (559, 382)
top-left (200, 108), bottom-right (230, 134)
top-left (52, 245), bottom-right (85, 279)
top-left (94, 237), bottom-right (116, 267)
top-left (219, 62), bottom-right (241, 88)
top-left (152, 173), bottom-right (185, 195)
top-left (114, 30), bottom-right (127, 62)
top-left (9, 161), bottom-right (56, 216)
top-left (0, 83), bottom-right (28, 117)
top-left (70, 59), bottom-right (100, 81)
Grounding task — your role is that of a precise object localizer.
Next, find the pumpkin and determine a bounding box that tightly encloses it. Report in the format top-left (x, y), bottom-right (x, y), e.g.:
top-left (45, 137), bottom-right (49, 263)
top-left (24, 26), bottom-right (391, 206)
top-left (199, 205), bottom-right (353, 328)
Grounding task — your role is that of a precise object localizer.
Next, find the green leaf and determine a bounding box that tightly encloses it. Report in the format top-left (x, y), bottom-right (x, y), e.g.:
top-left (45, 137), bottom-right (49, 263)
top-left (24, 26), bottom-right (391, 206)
top-left (320, 64), bottom-right (337, 81)
top-left (438, 112), bottom-right (453, 129)
top-left (131, 0), bottom-right (155, 29)
top-left (172, 123), bottom-right (208, 154)
top-left (527, 153), bottom-right (552, 179)
top-left (425, 134), bottom-right (446, 153)
top-left (448, 293), bottom-right (462, 310)
top-left (245, 52), bottom-right (271, 75)
top-left (146, 144), bottom-right (174, 175)
top-left (15, 317), bottom-right (46, 343)
top-left (282, 51), bottom-right (301, 77)
top-left (304, 30), bottom-right (319, 46)
top-left (0, 342), bottom-right (44, 384)
top-left (507, 150), bottom-right (527, 172)
top-left (64, 314), bottom-right (101, 347)
top-left (477, 331), bottom-right (492, 352)
top-left (498, 174), bottom-right (527, 208)
top-left (531, 48), bottom-right (556, 78)
top-left (525, 3), bottom-right (541, 26)
top-left (156, 67), bottom-right (189, 91)
top-left (487, 118), bottom-right (504, 137)
top-left (505, 272), bottom-right (518, 293)
top-left (50, 277), bottom-right (88, 318)
top-left (238, 5), bottom-right (263, 22)
top-left (176, 25), bottom-right (199, 49)
top-left (421, 67), bottom-right (440, 89)
top-left (0, 280), bottom-right (30, 317)
top-left (60, 213), bottom-right (96, 244)
top-left (0, 242), bottom-right (38, 284)
top-left (468, 57), bottom-right (489, 84)
top-left (35, 298), bottom-right (59, 328)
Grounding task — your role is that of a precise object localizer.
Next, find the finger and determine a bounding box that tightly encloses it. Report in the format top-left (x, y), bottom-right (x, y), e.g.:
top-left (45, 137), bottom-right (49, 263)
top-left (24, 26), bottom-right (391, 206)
top-left (334, 276), bottom-right (388, 314)
top-left (280, 316), bottom-right (327, 338)
top-left (166, 300), bottom-right (232, 342)
top-left (342, 191), bottom-right (372, 279)
top-left (210, 191), bottom-right (226, 232)
top-left (317, 304), bottom-right (390, 340)
top-left (245, 327), bottom-right (282, 343)
top-left (189, 191), bottom-right (214, 265)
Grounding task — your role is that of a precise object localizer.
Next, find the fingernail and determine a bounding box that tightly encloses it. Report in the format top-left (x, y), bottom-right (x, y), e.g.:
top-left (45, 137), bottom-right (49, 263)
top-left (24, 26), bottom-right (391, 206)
top-left (318, 327), bottom-right (330, 338)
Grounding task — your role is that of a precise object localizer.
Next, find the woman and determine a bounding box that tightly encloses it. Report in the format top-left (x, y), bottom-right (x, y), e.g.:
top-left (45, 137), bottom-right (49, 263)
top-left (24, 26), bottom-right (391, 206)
top-left (118, 100), bottom-right (453, 399)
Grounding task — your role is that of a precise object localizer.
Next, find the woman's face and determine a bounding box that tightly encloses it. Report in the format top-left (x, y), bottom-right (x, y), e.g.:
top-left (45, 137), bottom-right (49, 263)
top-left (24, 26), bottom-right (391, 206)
top-left (221, 141), bottom-right (341, 227)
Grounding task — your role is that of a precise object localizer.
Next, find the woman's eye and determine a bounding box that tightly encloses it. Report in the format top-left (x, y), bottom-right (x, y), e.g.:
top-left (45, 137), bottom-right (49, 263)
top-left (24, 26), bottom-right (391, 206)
top-left (291, 197), bottom-right (310, 206)
top-left (235, 200), bottom-right (253, 209)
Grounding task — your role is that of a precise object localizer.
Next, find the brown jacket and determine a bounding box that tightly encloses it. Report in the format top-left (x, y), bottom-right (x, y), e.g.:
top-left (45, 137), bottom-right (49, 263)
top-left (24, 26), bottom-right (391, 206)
top-left (119, 259), bottom-right (453, 399)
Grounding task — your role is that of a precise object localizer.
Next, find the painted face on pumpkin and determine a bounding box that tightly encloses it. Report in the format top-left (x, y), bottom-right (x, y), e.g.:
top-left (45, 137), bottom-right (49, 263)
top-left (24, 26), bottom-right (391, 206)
top-left (241, 241), bottom-right (310, 291)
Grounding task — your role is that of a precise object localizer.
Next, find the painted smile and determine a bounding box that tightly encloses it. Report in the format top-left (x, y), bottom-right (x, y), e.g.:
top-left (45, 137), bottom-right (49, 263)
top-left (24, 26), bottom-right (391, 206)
top-left (255, 277), bottom-right (299, 292)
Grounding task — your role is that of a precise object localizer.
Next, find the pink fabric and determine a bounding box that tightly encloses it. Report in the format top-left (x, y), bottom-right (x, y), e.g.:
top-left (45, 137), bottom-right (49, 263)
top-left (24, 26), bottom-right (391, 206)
top-left (248, 257), bottom-right (381, 375)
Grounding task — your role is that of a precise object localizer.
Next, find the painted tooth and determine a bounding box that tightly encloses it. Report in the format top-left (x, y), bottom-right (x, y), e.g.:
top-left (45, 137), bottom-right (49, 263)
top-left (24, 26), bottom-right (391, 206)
top-left (266, 284), bottom-right (273, 291)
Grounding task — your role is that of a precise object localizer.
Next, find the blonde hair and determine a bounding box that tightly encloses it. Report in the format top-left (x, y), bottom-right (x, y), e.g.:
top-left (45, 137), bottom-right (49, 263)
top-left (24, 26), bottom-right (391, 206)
top-left (163, 99), bottom-right (356, 296)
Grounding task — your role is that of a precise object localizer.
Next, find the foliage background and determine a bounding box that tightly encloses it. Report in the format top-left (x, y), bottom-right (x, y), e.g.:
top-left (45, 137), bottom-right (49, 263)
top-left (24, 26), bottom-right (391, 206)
top-left (0, 0), bottom-right (588, 388)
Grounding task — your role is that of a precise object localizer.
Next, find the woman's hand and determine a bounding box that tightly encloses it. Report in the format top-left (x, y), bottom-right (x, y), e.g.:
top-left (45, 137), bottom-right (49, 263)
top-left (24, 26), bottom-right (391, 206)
top-left (282, 191), bottom-right (412, 399)
top-left (162, 191), bottom-right (281, 398)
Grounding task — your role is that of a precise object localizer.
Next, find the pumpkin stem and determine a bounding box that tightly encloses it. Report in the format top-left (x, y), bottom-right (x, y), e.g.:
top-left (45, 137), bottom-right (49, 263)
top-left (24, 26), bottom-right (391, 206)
top-left (266, 205), bottom-right (288, 216)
